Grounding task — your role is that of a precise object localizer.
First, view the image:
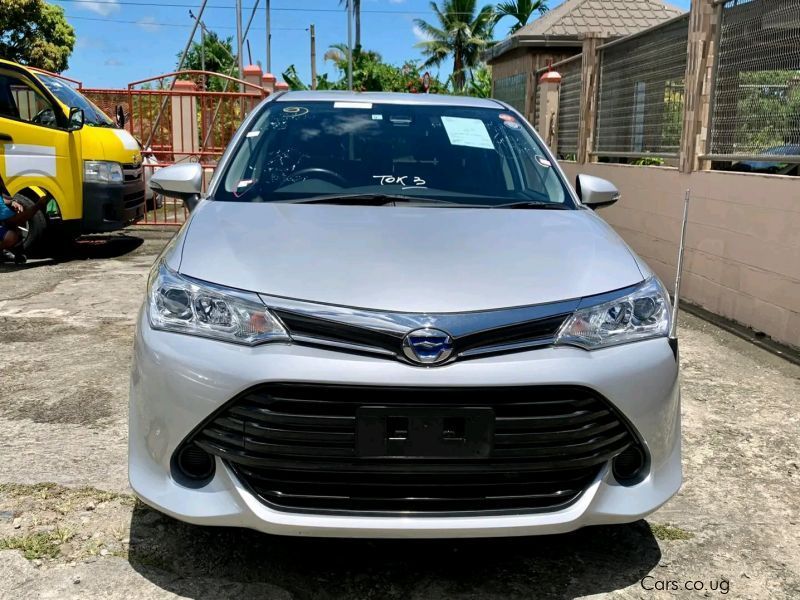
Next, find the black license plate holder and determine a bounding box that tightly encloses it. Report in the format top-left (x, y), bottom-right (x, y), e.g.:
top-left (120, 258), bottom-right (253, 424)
top-left (356, 406), bottom-right (494, 459)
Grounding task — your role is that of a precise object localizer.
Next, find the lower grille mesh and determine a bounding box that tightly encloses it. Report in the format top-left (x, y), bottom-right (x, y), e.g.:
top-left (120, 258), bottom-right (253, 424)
top-left (188, 384), bottom-right (638, 515)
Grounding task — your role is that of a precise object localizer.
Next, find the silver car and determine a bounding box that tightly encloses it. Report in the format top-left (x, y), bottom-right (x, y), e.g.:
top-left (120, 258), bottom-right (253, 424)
top-left (131, 91), bottom-right (680, 538)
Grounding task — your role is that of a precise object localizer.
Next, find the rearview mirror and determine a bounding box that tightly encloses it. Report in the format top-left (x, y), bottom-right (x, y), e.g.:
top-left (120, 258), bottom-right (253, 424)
top-left (115, 105), bottom-right (126, 129)
top-left (150, 163), bottom-right (202, 211)
top-left (68, 107), bottom-right (84, 131)
top-left (575, 174), bottom-right (620, 209)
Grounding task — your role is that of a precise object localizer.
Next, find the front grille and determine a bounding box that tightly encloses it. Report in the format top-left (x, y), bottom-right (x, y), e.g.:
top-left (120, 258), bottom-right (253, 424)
top-left (122, 163), bottom-right (143, 182)
top-left (272, 309), bottom-right (570, 362)
top-left (186, 384), bottom-right (639, 515)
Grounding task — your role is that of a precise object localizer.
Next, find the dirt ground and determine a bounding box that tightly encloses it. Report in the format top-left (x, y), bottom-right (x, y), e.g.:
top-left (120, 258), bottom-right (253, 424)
top-left (0, 230), bottom-right (798, 600)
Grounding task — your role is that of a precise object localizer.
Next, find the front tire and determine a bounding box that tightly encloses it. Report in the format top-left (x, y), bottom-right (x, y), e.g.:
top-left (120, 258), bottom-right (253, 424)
top-left (14, 195), bottom-right (48, 254)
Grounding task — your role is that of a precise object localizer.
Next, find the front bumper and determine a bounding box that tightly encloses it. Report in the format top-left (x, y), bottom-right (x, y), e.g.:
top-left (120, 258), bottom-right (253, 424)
top-left (129, 313), bottom-right (681, 538)
top-left (82, 179), bottom-right (145, 233)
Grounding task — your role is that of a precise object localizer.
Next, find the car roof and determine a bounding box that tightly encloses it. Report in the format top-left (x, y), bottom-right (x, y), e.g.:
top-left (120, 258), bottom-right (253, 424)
top-left (275, 90), bottom-right (506, 109)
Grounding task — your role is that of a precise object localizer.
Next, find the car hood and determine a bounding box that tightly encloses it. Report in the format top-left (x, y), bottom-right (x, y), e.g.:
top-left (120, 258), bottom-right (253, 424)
top-left (177, 201), bottom-right (644, 313)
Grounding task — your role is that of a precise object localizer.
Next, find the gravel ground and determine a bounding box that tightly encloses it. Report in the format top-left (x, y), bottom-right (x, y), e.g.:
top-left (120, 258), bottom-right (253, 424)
top-left (0, 230), bottom-right (798, 600)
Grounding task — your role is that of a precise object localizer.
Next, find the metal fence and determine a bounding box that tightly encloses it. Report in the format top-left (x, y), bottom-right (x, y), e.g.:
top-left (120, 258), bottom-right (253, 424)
top-left (594, 15), bottom-right (690, 160)
top-left (493, 73), bottom-right (527, 115)
top-left (708, 0), bottom-right (800, 163)
top-left (555, 56), bottom-right (582, 158)
top-left (84, 71), bottom-right (267, 226)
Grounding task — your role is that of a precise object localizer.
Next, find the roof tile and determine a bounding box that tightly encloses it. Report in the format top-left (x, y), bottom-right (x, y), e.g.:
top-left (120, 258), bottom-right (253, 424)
top-left (512, 0), bottom-right (684, 40)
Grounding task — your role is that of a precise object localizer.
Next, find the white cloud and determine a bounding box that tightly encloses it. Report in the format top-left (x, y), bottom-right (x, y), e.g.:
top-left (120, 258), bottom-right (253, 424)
top-left (104, 58), bottom-right (123, 67)
top-left (136, 16), bottom-right (161, 33)
top-left (412, 25), bottom-right (430, 42)
top-left (80, 1), bottom-right (121, 17)
top-left (388, 0), bottom-right (406, 4)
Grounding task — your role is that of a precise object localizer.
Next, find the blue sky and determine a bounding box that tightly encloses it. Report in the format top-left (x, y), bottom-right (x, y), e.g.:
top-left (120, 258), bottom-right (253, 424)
top-left (54, 0), bottom-right (691, 88)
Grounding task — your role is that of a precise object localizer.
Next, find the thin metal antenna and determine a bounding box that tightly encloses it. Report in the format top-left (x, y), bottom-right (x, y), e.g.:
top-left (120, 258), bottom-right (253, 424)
top-left (670, 189), bottom-right (691, 339)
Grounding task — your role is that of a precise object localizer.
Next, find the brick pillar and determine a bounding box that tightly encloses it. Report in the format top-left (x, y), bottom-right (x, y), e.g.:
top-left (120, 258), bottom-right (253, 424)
top-left (538, 70), bottom-right (562, 154)
top-left (171, 79), bottom-right (198, 163)
top-left (577, 33), bottom-right (604, 165)
top-left (275, 81), bottom-right (290, 92)
top-left (261, 73), bottom-right (276, 95)
top-left (680, 0), bottom-right (721, 173)
top-left (242, 65), bottom-right (263, 114)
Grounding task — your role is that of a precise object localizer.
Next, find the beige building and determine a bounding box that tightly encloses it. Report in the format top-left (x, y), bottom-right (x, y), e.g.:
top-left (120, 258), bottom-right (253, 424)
top-left (485, 0), bottom-right (684, 122)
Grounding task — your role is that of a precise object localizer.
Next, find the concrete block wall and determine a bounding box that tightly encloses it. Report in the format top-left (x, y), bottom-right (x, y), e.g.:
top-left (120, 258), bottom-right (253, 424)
top-left (560, 162), bottom-right (800, 349)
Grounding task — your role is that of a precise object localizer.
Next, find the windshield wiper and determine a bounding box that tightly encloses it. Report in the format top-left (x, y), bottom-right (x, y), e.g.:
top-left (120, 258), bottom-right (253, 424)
top-left (491, 201), bottom-right (570, 210)
top-left (282, 194), bottom-right (459, 206)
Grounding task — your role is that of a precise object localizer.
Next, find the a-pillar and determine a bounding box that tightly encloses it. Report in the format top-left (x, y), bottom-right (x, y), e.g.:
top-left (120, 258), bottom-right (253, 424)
top-left (171, 79), bottom-right (198, 164)
top-left (537, 69), bottom-right (562, 154)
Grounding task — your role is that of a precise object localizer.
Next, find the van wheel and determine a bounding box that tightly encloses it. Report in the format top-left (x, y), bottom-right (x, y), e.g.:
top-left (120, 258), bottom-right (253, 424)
top-left (15, 195), bottom-right (48, 254)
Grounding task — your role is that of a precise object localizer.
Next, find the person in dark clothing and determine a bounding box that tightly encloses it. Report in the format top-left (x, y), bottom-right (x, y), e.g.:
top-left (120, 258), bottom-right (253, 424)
top-left (0, 174), bottom-right (48, 264)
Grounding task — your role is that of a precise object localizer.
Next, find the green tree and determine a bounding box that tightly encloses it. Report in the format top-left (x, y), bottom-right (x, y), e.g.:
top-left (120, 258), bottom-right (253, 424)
top-left (413, 0), bottom-right (496, 92)
top-left (178, 30), bottom-right (237, 91)
top-left (466, 64), bottom-right (492, 98)
top-left (495, 0), bottom-right (548, 34)
top-left (339, 0), bottom-right (362, 49)
top-left (283, 47), bottom-right (447, 93)
top-left (0, 0), bottom-right (76, 72)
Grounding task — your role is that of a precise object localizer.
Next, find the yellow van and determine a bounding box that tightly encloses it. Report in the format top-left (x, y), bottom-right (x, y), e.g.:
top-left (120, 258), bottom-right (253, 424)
top-left (0, 59), bottom-right (144, 250)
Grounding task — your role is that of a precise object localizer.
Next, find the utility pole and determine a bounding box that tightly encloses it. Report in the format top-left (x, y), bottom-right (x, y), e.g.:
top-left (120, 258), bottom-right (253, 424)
top-left (347, 1), bottom-right (353, 90)
top-left (235, 0), bottom-right (244, 91)
top-left (266, 0), bottom-right (272, 73)
top-left (310, 24), bottom-right (317, 91)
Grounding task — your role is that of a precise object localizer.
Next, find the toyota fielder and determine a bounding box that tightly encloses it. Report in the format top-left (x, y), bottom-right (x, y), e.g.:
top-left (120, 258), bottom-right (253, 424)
top-left (130, 91), bottom-right (681, 538)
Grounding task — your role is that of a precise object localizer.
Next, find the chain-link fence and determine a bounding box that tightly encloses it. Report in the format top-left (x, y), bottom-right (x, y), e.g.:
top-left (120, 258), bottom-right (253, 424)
top-left (555, 56), bottom-right (582, 158)
top-left (708, 0), bottom-right (800, 165)
top-left (493, 73), bottom-right (527, 115)
top-left (594, 15), bottom-right (689, 161)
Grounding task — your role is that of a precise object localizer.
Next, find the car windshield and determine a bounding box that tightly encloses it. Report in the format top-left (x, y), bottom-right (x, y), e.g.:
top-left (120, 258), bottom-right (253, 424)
top-left (217, 99), bottom-right (574, 208)
top-left (36, 73), bottom-right (115, 127)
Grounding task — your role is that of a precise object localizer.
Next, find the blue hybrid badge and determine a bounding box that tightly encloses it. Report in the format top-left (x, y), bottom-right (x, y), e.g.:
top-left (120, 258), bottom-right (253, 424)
top-left (402, 328), bottom-right (454, 365)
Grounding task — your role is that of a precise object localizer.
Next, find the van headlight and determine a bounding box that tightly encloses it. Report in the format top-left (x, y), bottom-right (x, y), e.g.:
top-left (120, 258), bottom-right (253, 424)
top-left (147, 261), bottom-right (289, 345)
top-left (84, 160), bottom-right (123, 183)
top-left (555, 278), bottom-right (671, 349)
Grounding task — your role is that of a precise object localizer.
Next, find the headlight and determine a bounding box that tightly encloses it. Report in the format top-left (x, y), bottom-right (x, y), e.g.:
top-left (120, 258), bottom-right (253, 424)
top-left (147, 261), bottom-right (289, 345)
top-left (84, 160), bottom-right (123, 183)
top-left (555, 278), bottom-right (671, 350)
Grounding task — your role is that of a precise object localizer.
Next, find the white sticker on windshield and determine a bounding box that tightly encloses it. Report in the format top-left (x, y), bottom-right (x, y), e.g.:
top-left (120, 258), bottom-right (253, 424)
top-left (334, 101), bottom-right (373, 109)
top-left (440, 116), bottom-right (494, 150)
top-left (246, 130), bottom-right (260, 138)
top-left (535, 155), bottom-right (552, 168)
top-left (371, 114), bottom-right (383, 120)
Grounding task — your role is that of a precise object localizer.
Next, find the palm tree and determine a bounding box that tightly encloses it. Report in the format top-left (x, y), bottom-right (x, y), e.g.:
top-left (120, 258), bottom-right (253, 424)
top-left (496, 0), bottom-right (549, 34)
top-left (339, 0), bottom-right (362, 49)
top-left (414, 0), bottom-right (496, 92)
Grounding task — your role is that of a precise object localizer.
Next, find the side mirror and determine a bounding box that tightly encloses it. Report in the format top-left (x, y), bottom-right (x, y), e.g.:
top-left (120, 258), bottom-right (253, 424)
top-left (68, 107), bottom-right (84, 131)
top-left (115, 105), bottom-right (126, 129)
top-left (575, 174), bottom-right (620, 209)
top-left (150, 163), bottom-right (203, 211)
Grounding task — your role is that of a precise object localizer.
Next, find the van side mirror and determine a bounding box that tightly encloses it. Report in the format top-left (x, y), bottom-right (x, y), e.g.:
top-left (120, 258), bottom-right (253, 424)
top-left (115, 105), bottom-right (126, 129)
top-left (150, 163), bottom-right (203, 211)
top-left (575, 174), bottom-right (620, 209)
top-left (68, 107), bottom-right (84, 131)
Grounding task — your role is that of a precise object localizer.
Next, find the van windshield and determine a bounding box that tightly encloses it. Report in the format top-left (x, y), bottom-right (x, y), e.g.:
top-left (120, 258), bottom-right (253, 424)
top-left (37, 74), bottom-right (115, 127)
top-left (217, 100), bottom-right (574, 208)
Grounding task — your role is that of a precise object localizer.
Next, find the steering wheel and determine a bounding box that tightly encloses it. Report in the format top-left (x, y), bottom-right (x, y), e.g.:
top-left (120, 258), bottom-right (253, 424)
top-left (31, 108), bottom-right (56, 127)
top-left (287, 167), bottom-right (347, 186)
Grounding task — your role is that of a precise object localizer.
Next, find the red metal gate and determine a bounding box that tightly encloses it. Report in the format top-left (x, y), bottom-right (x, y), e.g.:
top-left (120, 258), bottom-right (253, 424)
top-left (83, 71), bottom-right (269, 226)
